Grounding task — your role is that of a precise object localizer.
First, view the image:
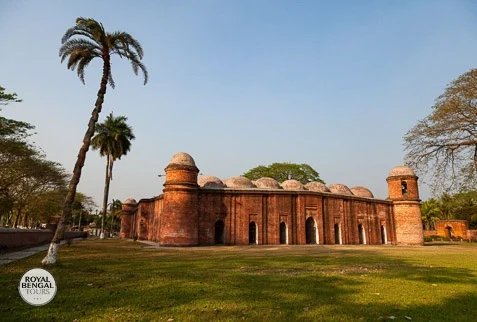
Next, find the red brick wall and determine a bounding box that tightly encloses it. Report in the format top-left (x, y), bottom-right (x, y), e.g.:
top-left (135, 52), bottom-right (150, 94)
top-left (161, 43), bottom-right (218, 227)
top-left (122, 189), bottom-right (401, 246)
top-left (435, 220), bottom-right (468, 238)
top-left (0, 229), bottom-right (85, 251)
top-left (392, 201), bottom-right (423, 245)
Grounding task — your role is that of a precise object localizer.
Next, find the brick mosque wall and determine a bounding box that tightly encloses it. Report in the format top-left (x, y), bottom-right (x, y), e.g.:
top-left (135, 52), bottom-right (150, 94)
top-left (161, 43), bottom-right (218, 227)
top-left (120, 153), bottom-right (424, 246)
top-left (124, 189), bottom-right (396, 246)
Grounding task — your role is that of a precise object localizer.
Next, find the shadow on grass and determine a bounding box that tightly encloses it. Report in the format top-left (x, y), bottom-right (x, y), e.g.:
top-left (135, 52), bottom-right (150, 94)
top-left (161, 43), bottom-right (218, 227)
top-left (1, 239), bottom-right (477, 321)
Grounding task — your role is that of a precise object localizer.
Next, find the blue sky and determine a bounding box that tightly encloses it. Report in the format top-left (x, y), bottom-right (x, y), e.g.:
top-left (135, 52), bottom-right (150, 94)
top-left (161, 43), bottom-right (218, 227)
top-left (2, 0), bottom-right (477, 207)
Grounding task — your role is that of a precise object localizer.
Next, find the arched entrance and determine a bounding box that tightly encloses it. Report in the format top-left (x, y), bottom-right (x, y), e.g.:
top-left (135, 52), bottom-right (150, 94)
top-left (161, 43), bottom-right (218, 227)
top-left (358, 224), bottom-right (366, 244)
top-left (445, 226), bottom-right (454, 238)
top-left (214, 220), bottom-right (225, 245)
top-left (249, 221), bottom-right (257, 244)
top-left (306, 217), bottom-right (317, 244)
top-left (334, 223), bottom-right (342, 245)
top-left (279, 222), bottom-right (287, 244)
top-left (380, 225), bottom-right (387, 244)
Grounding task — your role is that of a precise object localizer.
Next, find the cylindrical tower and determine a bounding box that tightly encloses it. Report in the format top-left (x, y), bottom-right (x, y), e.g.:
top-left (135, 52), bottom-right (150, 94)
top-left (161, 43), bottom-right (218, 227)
top-left (120, 198), bottom-right (137, 239)
top-left (387, 166), bottom-right (423, 245)
top-left (159, 152), bottom-right (200, 246)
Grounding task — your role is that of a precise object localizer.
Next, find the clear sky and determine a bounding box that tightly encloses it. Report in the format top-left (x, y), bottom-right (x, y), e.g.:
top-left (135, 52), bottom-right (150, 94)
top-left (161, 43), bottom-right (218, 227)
top-left (2, 0), bottom-right (477, 208)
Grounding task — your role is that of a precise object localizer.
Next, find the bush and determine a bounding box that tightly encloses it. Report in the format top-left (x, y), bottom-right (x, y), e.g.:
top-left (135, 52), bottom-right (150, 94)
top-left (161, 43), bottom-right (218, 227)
top-left (424, 236), bottom-right (433, 242)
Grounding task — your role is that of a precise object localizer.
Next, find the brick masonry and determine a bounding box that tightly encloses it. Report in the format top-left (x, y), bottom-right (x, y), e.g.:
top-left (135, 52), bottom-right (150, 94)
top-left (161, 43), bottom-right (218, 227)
top-left (120, 153), bottom-right (424, 246)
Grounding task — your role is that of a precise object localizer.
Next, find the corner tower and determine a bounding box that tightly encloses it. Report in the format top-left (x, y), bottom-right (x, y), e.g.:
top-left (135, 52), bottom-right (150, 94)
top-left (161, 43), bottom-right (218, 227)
top-left (120, 198), bottom-right (137, 239)
top-left (160, 152), bottom-right (200, 246)
top-left (387, 166), bottom-right (423, 245)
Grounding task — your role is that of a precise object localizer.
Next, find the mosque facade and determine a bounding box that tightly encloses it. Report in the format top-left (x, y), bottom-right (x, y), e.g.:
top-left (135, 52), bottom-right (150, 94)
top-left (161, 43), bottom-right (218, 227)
top-left (120, 152), bottom-right (424, 246)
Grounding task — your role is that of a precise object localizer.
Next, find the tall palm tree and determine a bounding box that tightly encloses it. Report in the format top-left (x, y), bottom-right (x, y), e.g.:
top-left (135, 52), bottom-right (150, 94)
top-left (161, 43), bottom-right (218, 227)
top-left (92, 113), bottom-right (135, 238)
top-left (42, 17), bottom-right (147, 265)
top-left (421, 198), bottom-right (442, 230)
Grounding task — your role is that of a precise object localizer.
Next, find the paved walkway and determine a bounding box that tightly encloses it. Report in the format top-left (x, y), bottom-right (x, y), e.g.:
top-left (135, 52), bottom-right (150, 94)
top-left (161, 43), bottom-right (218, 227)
top-left (0, 240), bottom-right (70, 265)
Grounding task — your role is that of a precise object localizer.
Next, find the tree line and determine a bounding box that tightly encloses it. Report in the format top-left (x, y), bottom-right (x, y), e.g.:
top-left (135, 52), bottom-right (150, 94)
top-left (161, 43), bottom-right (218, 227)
top-left (1, 86), bottom-right (69, 228)
top-left (1, 83), bottom-right (135, 235)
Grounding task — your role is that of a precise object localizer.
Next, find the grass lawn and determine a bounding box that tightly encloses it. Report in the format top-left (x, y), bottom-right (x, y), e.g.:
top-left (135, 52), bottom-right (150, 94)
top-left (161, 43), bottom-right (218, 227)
top-left (1, 239), bottom-right (477, 321)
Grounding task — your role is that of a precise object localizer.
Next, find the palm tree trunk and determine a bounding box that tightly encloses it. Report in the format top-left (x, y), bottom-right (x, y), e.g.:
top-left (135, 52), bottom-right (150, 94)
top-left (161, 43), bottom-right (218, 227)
top-left (42, 58), bottom-right (110, 265)
top-left (100, 154), bottom-right (111, 239)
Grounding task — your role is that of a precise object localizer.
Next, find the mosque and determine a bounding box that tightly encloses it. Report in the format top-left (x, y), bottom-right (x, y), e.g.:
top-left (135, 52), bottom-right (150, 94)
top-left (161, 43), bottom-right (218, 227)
top-left (120, 152), bottom-right (424, 246)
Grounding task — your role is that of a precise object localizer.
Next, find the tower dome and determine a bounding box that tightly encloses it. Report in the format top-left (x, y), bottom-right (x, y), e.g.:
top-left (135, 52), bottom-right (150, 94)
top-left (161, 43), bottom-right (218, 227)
top-left (168, 152), bottom-right (196, 167)
top-left (388, 165), bottom-right (416, 177)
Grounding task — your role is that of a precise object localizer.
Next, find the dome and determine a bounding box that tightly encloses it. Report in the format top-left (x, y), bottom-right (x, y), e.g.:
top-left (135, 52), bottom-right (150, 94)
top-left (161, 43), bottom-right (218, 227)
top-left (254, 177), bottom-right (281, 189)
top-left (328, 184), bottom-right (354, 195)
top-left (350, 186), bottom-right (374, 198)
top-left (123, 198), bottom-right (137, 205)
top-left (281, 180), bottom-right (305, 190)
top-left (305, 182), bottom-right (330, 192)
top-left (223, 176), bottom-right (256, 188)
top-left (388, 166), bottom-right (416, 177)
top-left (198, 176), bottom-right (225, 189)
top-left (168, 152), bottom-right (196, 167)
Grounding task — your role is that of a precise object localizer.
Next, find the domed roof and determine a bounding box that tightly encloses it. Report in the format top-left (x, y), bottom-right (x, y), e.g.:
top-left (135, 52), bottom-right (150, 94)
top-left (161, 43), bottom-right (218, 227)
top-left (123, 198), bottom-right (137, 205)
top-left (198, 176), bottom-right (225, 189)
top-left (305, 182), bottom-right (330, 192)
top-left (350, 186), bottom-right (374, 198)
top-left (328, 184), bottom-right (354, 195)
top-left (223, 176), bottom-right (256, 188)
top-left (281, 180), bottom-right (305, 190)
top-left (254, 177), bottom-right (281, 189)
top-left (388, 166), bottom-right (416, 177)
top-left (168, 152), bottom-right (196, 167)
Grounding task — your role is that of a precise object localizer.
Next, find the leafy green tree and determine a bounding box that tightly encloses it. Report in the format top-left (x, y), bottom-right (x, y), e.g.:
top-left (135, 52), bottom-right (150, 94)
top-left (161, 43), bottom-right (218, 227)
top-left (421, 198), bottom-right (442, 230)
top-left (10, 159), bottom-right (67, 228)
top-left (42, 17), bottom-right (148, 265)
top-left (92, 112), bottom-right (135, 238)
top-left (243, 162), bottom-right (324, 184)
top-left (0, 85), bottom-right (22, 105)
top-left (404, 69), bottom-right (477, 193)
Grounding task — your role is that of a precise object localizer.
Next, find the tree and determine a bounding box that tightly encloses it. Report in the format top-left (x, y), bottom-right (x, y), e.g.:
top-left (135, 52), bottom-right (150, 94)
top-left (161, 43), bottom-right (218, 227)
top-left (0, 85), bottom-right (22, 106)
top-left (243, 162), bottom-right (324, 184)
top-left (42, 17), bottom-right (148, 265)
top-left (421, 198), bottom-right (442, 230)
top-left (107, 199), bottom-right (122, 236)
top-left (91, 112), bottom-right (135, 238)
top-left (404, 69), bottom-right (477, 193)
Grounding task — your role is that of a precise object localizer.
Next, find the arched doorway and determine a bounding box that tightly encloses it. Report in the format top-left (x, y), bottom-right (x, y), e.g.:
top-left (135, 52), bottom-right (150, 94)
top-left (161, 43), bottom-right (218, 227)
top-left (306, 217), bottom-right (317, 244)
top-left (214, 220), bottom-right (225, 245)
top-left (249, 222), bottom-right (257, 244)
top-left (279, 222), bottom-right (287, 244)
top-left (445, 226), bottom-right (453, 238)
top-left (381, 225), bottom-right (387, 244)
top-left (358, 224), bottom-right (366, 244)
top-left (334, 223), bottom-right (342, 245)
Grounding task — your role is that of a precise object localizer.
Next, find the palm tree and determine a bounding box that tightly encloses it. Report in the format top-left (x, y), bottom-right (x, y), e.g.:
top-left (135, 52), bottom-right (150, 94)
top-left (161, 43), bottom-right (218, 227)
top-left (92, 113), bottom-right (135, 238)
top-left (42, 18), bottom-right (147, 264)
top-left (421, 198), bottom-right (442, 230)
top-left (108, 199), bottom-right (123, 237)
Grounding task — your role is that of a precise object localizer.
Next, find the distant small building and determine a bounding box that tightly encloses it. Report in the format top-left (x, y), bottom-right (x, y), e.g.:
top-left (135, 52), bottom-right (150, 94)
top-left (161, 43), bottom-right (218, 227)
top-left (120, 153), bottom-right (424, 246)
top-left (423, 219), bottom-right (477, 240)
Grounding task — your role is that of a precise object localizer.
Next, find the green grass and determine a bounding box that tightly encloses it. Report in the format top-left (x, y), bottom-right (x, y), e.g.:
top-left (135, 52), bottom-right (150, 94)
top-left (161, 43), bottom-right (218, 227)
top-left (1, 239), bottom-right (477, 321)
